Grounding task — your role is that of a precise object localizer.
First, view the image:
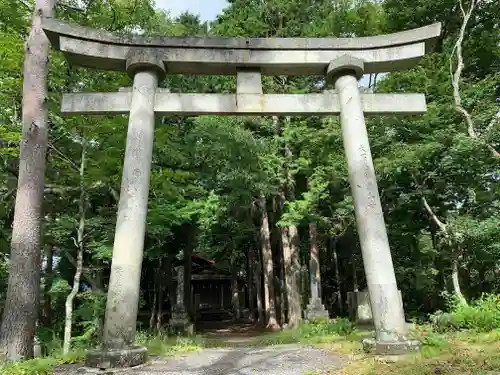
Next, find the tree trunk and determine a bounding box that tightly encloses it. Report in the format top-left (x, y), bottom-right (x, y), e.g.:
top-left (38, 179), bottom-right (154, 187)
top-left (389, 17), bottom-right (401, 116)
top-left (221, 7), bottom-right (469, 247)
top-left (0, 0), bottom-right (55, 361)
top-left (352, 256), bottom-right (359, 293)
top-left (422, 196), bottom-right (468, 306)
top-left (231, 253), bottom-right (241, 321)
top-left (149, 270), bottom-right (157, 331)
top-left (280, 117), bottom-right (302, 328)
top-left (451, 258), bottom-right (467, 305)
top-left (156, 260), bottom-right (164, 332)
top-left (274, 197), bottom-right (286, 326)
top-left (63, 141), bottom-right (86, 355)
top-left (309, 223), bottom-right (321, 299)
top-left (247, 247), bottom-right (255, 320)
top-left (42, 245), bottom-right (54, 328)
top-left (166, 254), bottom-right (175, 320)
top-left (94, 269), bottom-right (105, 338)
top-left (184, 226), bottom-right (195, 319)
top-left (284, 225), bottom-right (302, 328)
top-left (258, 192), bottom-right (279, 329)
top-left (331, 239), bottom-right (343, 313)
top-left (254, 240), bottom-right (265, 326)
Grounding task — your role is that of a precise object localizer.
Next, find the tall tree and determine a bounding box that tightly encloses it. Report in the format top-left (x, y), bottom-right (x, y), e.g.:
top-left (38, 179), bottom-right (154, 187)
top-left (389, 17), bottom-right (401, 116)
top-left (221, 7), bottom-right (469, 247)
top-left (0, 0), bottom-right (55, 361)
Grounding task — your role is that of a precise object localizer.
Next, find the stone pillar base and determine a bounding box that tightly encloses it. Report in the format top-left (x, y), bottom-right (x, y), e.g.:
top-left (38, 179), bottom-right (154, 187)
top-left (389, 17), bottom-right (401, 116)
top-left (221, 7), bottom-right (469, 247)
top-left (304, 298), bottom-right (330, 321)
top-left (362, 338), bottom-right (420, 355)
top-left (85, 346), bottom-right (148, 369)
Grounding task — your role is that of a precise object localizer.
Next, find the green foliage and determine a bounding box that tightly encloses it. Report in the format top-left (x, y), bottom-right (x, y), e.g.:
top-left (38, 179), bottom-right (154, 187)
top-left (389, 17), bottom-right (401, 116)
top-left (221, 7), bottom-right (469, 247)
top-left (299, 318), bottom-right (355, 338)
top-left (0, 0), bottom-right (498, 369)
top-left (0, 351), bottom-right (84, 375)
top-left (410, 325), bottom-right (450, 348)
top-left (135, 331), bottom-right (203, 357)
top-left (431, 293), bottom-right (500, 333)
top-left (251, 319), bottom-right (356, 346)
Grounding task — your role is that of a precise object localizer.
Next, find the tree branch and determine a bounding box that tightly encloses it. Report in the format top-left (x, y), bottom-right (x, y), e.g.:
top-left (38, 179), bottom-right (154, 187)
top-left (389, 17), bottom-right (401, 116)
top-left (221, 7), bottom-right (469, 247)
top-left (411, 173), bottom-right (447, 233)
top-left (421, 196), bottom-right (447, 232)
top-left (450, 0), bottom-right (476, 138)
top-left (62, 251), bottom-right (104, 296)
top-left (47, 143), bottom-right (119, 202)
top-left (48, 142), bottom-right (80, 171)
top-left (450, 0), bottom-right (500, 158)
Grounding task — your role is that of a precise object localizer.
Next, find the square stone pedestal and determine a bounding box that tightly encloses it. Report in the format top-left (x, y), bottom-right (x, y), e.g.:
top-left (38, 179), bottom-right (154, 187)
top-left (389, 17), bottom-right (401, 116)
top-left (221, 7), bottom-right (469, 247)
top-left (304, 298), bottom-right (330, 321)
top-left (362, 338), bottom-right (420, 355)
top-left (169, 304), bottom-right (194, 336)
top-left (85, 346), bottom-right (148, 369)
top-left (347, 290), bottom-right (403, 325)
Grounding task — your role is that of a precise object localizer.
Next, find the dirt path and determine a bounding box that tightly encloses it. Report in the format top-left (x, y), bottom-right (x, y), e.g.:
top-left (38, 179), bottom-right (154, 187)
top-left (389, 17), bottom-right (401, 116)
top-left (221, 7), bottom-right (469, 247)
top-left (196, 320), bottom-right (275, 346)
top-left (122, 344), bottom-right (343, 374)
top-left (56, 322), bottom-right (344, 374)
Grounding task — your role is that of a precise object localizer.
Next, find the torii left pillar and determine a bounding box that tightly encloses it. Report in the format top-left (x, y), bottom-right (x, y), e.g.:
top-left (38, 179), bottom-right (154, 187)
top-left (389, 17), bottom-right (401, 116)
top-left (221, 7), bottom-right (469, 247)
top-left (86, 52), bottom-right (165, 369)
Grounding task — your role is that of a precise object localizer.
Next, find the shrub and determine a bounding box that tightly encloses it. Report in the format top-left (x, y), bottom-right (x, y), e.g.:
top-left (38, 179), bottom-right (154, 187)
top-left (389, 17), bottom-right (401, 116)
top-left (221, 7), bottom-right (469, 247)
top-left (298, 318), bottom-right (355, 338)
top-left (452, 294), bottom-right (500, 332)
top-left (410, 325), bottom-right (449, 348)
top-left (0, 351), bottom-right (84, 375)
top-left (431, 293), bottom-right (500, 333)
top-left (135, 330), bottom-right (204, 356)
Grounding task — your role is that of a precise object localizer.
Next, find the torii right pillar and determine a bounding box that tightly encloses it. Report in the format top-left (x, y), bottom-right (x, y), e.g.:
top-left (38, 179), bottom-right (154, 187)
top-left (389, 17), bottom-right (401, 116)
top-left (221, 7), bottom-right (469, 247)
top-left (326, 55), bottom-right (419, 355)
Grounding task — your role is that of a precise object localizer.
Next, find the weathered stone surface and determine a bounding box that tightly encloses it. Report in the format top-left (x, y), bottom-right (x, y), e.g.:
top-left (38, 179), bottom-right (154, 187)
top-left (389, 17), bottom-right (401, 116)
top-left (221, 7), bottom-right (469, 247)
top-left (362, 338), bottom-right (420, 355)
top-left (42, 18), bottom-right (441, 51)
top-left (42, 18), bottom-right (441, 75)
top-left (169, 304), bottom-right (193, 336)
top-left (347, 290), bottom-right (404, 324)
top-left (334, 64), bottom-right (408, 344)
top-left (85, 346), bottom-right (148, 369)
top-left (101, 70), bottom-right (158, 351)
top-left (304, 298), bottom-right (330, 321)
top-left (61, 92), bottom-right (427, 116)
top-left (54, 38), bottom-right (428, 75)
top-left (169, 266), bottom-right (193, 335)
top-left (326, 54), bottom-right (365, 82)
top-left (125, 49), bottom-right (166, 78)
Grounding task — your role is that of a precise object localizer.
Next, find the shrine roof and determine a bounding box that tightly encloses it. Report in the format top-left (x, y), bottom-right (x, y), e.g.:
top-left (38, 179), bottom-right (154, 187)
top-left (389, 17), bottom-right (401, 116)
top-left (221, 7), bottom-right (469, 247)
top-left (173, 255), bottom-right (215, 268)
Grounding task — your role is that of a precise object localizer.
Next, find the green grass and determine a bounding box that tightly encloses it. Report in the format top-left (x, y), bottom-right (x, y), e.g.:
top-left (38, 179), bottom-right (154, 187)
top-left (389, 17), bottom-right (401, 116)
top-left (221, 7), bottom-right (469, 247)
top-left (2, 321), bottom-right (500, 375)
top-left (0, 351), bottom-right (85, 375)
top-left (135, 331), bottom-right (205, 357)
top-left (322, 329), bottom-right (500, 375)
top-left (0, 332), bottom-right (204, 375)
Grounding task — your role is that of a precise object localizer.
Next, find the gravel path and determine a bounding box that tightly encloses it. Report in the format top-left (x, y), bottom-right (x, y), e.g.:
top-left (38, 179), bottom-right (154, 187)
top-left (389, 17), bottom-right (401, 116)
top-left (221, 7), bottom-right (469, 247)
top-left (130, 344), bottom-right (343, 375)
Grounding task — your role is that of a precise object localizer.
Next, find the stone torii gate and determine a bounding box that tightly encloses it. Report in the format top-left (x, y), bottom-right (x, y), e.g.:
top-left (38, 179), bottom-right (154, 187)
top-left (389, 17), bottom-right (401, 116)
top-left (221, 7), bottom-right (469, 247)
top-left (42, 18), bottom-right (441, 368)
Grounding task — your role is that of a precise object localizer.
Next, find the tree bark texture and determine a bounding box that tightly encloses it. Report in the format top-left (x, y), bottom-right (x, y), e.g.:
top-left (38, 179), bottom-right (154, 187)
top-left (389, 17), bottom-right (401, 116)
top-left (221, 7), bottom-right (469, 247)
top-left (258, 192), bottom-right (279, 328)
top-left (231, 253), bottom-right (241, 321)
top-left (156, 260), bottom-right (165, 331)
top-left (0, 0), bottom-right (55, 361)
top-left (149, 268), bottom-right (158, 331)
top-left (184, 226), bottom-right (195, 319)
top-left (247, 247), bottom-right (255, 320)
top-left (283, 224), bottom-right (302, 328)
top-left (254, 238), bottom-right (265, 326)
top-left (331, 239), bottom-right (343, 313)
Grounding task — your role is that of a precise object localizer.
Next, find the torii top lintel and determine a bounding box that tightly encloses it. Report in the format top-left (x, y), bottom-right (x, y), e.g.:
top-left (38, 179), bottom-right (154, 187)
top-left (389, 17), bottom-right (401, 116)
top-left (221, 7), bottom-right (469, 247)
top-left (42, 18), bottom-right (441, 76)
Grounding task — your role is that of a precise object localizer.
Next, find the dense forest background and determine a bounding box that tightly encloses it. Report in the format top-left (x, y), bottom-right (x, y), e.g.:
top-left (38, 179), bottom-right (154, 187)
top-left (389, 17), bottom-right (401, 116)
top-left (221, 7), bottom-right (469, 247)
top-left (0, 0), bottom-right (498, 362)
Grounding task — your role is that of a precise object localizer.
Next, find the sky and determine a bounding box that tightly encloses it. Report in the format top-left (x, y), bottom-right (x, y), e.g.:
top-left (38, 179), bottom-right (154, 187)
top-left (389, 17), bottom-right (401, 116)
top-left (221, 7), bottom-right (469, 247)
top-left (155, 0), bottom-right (229, 21)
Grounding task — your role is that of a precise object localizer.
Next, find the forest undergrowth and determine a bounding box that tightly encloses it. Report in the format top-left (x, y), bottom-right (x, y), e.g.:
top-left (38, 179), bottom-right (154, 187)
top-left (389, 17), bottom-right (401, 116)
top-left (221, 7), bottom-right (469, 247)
top-left (2, 293), bottom-right (499, 375)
